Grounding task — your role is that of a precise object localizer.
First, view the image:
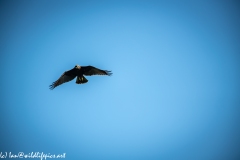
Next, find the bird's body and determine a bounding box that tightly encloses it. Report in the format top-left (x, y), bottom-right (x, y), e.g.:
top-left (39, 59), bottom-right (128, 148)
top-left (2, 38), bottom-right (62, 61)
top-left (49, 65), bottom-right (112, 89)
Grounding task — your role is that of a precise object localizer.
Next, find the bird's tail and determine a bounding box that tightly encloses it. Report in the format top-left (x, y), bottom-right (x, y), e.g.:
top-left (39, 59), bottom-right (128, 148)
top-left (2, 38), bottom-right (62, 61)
top-left (76, 76), bottom-right (88, 84)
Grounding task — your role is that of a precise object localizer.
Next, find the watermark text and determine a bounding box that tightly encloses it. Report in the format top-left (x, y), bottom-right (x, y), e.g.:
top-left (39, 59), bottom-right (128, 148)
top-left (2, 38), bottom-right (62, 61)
top-left (0, 152), bottom-right (66, 160)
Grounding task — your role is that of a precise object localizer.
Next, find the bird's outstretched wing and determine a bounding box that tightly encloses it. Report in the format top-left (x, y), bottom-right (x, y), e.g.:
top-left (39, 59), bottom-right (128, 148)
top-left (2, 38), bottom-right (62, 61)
top-left (81, 66), bottom-right (112, 76)
top-left (49, 69), bottom-right (77, 90)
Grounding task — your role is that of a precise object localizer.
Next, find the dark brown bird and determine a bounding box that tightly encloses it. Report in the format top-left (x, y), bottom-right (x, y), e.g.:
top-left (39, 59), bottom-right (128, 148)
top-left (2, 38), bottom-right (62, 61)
top-left (49, 65), bottom-right (112, 89)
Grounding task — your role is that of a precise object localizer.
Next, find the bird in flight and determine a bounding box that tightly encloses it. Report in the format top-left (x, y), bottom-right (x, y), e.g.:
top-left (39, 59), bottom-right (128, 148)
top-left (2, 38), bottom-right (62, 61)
top-left (49, 65), bottom-right (112, 89)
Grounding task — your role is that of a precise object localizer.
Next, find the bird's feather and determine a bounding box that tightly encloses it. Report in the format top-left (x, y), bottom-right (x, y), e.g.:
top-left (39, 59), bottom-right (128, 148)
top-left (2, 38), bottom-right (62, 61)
top-left (76, 75), bottom-right (88, 84)
top-left (49, 69), bottom-right (76, 89)
top-left (81, 66), bottom-right (112, 76)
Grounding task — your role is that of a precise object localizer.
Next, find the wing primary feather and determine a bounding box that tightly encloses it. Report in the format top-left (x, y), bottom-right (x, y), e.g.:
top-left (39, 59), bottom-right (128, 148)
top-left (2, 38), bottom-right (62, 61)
top-left (49, 70), bottom-right (76, 90)
top-left (104, 70), bottom-right (112, 76)
top-left (81, 66), bottom-right (113, 76)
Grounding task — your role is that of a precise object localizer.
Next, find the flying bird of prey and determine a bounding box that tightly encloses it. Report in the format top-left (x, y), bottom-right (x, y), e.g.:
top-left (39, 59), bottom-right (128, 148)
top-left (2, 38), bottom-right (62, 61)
top-left (49, 65), bottom-right (112, 89)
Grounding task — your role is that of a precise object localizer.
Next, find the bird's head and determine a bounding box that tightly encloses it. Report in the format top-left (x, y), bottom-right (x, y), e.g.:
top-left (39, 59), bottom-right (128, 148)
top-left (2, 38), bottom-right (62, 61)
top-left (75, 65), bottom-right (81, 69)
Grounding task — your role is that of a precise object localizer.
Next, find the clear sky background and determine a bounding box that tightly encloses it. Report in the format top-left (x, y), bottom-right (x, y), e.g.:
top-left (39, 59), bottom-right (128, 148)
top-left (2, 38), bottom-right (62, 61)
top-left (0, 0), bottom-right (240, 159)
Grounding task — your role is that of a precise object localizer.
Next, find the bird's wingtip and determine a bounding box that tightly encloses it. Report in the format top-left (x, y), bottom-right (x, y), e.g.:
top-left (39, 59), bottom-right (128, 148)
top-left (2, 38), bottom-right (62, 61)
top-left (49, 84), bottom-right (55, 90)
top-left (106, 70), bottom-right (113, 76)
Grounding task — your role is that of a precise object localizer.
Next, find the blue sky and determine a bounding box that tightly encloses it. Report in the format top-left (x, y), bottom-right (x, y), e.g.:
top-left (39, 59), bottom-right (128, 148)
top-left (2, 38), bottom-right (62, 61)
top-left (1, 0), bottom-right (240, 159)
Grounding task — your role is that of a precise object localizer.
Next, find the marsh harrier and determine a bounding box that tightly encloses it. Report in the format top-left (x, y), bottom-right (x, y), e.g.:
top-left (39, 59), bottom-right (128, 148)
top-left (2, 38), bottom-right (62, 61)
top-left (49, 65), bottom-right (112, 89)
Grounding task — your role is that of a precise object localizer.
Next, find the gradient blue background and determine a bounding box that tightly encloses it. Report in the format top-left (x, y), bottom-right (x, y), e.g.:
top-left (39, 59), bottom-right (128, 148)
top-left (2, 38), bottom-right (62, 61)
top-left (1, 0), bottom-right (240, 159)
